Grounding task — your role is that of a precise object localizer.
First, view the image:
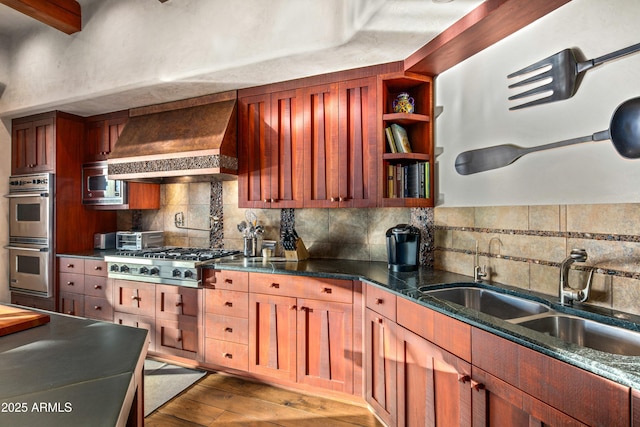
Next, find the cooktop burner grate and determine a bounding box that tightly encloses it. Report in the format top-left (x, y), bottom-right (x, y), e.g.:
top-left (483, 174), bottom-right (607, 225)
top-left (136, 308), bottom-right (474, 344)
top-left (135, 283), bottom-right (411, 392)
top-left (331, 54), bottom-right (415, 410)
top-left (114, 247), bottom-right (240, 261)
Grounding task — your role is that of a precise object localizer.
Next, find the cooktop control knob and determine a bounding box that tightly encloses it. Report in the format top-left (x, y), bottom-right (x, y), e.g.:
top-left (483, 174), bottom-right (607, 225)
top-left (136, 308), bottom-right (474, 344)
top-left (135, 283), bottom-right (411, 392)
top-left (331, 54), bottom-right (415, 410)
top-left (184, 270), bottom-right (194, 279)
top-left (110, 264), bottom-right (119, 272)
top-left (139, 266), bottom-right (149, 275)
top-left (172, 269), bottom-right (181, 277)
top-left (120, 265), bottom-right (130, 273)
top-left (149, 267), bottom-right (159, 276)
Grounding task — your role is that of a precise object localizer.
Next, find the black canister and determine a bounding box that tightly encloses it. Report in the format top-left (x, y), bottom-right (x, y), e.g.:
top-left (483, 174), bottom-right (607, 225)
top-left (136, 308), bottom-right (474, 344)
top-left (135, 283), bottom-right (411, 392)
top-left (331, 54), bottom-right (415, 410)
top-left (386, 224), bottom-right (420, 272)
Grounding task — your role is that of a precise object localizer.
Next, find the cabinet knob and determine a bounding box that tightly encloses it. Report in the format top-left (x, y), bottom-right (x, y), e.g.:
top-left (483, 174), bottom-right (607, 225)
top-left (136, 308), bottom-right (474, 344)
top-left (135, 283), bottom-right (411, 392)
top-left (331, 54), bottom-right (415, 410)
top-left (67, 264), bottom-right (74, 268)
top-left (224, 301), bottom-right (233, 307)
top-left (224, 279), bottom-right (233, 284)
top-left (375, 298), bottom-right (383, 305)
top-left (291, 305), bottom-right (297, 310)
top-left (94, 266), bottom-right (102, 271)
top-left (321, 287), bottom-right (332, 294)
top-left (376, 317), bottom-right (383, 324)
top-left (67, 282), bottom-right (74, 286)
top-left (339, 196), bottom-right (345, 202)
top-left (330, 197), bottom-right (337, 202)
top-left (94, 306), bottom-right (102, 310)
top-left (223, 353), bottom-right (233, 359)
top-left (457, 374), bottom-right (470, 383)
top-left (225, 327), bottom-right (233, 333)
top-left (270, 283), bottom-right (280, 289)
top-left (94, 285), bottom-right (102, 290)
top-left (471, 380), bottom-right (485, 391)
top-left (263, 199), bottom-right (269, 203)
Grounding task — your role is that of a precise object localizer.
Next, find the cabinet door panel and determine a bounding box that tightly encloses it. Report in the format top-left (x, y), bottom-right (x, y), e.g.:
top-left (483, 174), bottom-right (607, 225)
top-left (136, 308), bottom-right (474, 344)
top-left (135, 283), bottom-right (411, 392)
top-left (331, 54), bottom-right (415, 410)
top-left (248, 293), bottom-right (297, 381)
top-left (156, 285), bottom-right (199, 319)
top-left (115, 312), bottom-right (155, 352)
top-left (113, 280), bottom-right (155, 317)
top-left (84, 295), bottom-right (113, 321)
top-left (364, 308), bottom-right (397, 427)
top-left (397, 326), bottom-right (472, 427)
top-left (297, 299), bottom-right (353, 393)
top-left (303, 83), bottom-right (339, 207)
top-left (239, 93), bottom-right (271, 208)
top-left (269, 89), bottom-right (303, 207)
top-left (338, 77), bottom-right (377, 207)
top-left (156, 316), bottom-right (198, 359)
top-left (60, 292), bottom-right (84, 317)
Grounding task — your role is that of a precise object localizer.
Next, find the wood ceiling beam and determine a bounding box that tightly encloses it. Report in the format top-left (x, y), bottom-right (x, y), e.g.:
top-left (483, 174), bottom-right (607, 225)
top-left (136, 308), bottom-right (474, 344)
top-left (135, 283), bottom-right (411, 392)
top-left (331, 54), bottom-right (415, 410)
top-left (404, 0), bottom-right (571, 76)
top-left (0, 0), bottom-right (81, 34)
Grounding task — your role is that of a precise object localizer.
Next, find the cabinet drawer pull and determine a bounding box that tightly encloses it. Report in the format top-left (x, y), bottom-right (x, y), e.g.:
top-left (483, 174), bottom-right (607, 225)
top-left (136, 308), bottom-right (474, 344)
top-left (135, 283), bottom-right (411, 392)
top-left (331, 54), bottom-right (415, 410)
top-left (66, 282), bottom-right (74, 286)
top-left (471, 380), bottom-right (485, 391)
top-left (94, 266), bottom-right (102, 271)
top-left (223, 352), bottom-right (233, 359)
top-left (457, 374), bottom-right (470, 383)
top-left (270, 283), bottom-right (280, 289)
top-left (225, 327), bottom-right (233, 333)
top-left (321, 287), bottom-right (332, 294)
top-left (131, 296), bottom-right (141, 301)
top-left (93, 306), bottom-right (102, 310)
top-left (376, 317), bottom-right (383, 324)
top-left (224, 279), bottom-right (233, 284)
top-left (94, 285), bottom-right (102, 290)
top-left (66, 264), bottom-right (74, 268)
top-left (291, 305), bottom-right (297, 310)
top-left (224, 301), bottom-right (233, 307)
top-left (375, 298), bottom-right (383, 305)
top-left (330, 197), bottom-right (337, 202)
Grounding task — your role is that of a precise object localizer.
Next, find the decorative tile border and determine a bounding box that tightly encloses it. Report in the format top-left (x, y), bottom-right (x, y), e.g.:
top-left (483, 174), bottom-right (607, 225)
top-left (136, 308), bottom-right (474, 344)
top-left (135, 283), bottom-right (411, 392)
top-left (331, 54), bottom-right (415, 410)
top-left (435, 225), bottom-right (640, 279)
top-left (210, 181), bottom-right (224, 248)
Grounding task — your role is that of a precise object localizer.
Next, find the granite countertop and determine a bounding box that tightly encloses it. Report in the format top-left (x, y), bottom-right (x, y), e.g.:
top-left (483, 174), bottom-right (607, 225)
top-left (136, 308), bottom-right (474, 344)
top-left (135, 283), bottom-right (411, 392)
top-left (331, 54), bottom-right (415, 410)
top-left (0, 306), bottom-right (148, 426)
top-left (56, 250), bottom-right (119, 260)
top-left (212, 257), bottom-right (640, 390)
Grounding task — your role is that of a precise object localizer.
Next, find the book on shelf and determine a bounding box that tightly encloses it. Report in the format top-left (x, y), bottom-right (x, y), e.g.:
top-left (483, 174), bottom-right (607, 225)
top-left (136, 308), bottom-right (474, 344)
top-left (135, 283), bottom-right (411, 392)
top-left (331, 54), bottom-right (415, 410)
top-left (384, 127), bottom-right (397, 153)
top-left (390, 123), bottom-right (412, 153)
top-left (386, 161), bottom-right (430, 199)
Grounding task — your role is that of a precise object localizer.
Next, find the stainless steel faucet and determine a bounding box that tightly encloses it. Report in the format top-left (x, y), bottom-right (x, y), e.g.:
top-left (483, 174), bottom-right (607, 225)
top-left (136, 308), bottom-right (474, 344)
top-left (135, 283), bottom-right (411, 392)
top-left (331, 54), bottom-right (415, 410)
top-left (473, 241), bottom-right (487, 283)
top-left (559, 248), bottom-right (594, 305)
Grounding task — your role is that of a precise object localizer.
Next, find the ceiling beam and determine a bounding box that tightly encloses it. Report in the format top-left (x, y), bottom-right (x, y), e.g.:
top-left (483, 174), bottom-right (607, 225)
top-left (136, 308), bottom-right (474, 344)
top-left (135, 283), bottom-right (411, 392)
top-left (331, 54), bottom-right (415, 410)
top-left (404, 0), bottom-right (571, 76)
top-left (0, 0), bottom-right (81, 34)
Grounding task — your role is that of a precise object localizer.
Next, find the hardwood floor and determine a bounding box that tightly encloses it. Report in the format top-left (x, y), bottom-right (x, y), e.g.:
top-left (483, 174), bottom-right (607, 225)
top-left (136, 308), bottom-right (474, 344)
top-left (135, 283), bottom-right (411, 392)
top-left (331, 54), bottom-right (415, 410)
top-left (145, 372), bottom-right (384, 427)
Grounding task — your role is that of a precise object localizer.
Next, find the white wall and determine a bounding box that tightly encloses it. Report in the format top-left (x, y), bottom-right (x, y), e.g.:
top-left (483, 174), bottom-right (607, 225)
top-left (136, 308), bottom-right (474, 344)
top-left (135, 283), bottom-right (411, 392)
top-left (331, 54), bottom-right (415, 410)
top-left (435, 0), bottom-right (640, 207)
top-left (0, 34), bottom-right (10, 302)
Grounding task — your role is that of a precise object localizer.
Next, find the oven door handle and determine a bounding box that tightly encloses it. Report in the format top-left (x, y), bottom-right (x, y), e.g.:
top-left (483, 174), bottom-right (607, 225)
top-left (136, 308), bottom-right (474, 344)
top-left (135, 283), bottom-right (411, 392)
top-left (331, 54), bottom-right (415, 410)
top-left (4, 245), bottom-right (49, 252)
top-left (4, 192), bottom-right (50, 198)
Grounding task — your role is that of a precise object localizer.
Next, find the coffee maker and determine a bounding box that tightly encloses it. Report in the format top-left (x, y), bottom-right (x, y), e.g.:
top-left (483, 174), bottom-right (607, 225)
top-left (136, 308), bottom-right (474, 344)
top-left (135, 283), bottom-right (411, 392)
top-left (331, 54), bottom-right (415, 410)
top-left (386, 224), bottom-right (420, 272)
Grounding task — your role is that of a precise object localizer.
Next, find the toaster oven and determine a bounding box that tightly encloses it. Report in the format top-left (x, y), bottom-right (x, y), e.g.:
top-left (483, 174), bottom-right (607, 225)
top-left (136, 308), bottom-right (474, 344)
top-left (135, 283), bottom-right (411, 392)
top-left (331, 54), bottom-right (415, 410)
top-left (116, 231), bottom-right (164, 251)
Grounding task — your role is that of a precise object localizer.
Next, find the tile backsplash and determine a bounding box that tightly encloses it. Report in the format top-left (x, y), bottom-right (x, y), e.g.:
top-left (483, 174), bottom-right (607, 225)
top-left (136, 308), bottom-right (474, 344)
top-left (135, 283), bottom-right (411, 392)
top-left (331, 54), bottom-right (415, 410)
top-left (434, 204), bottom-right (640, 316)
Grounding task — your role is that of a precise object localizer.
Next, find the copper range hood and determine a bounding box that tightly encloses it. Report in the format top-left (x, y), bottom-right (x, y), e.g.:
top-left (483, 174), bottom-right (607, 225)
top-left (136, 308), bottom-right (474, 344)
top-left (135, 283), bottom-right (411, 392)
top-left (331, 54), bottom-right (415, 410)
top-left (107, 91), bottom-right (238, 183)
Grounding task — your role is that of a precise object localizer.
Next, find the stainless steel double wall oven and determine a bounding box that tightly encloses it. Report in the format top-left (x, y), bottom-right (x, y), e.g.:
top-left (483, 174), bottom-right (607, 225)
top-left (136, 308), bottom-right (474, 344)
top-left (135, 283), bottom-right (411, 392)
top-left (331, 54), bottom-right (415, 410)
top-left (5, 173), bottom-right (54, 297)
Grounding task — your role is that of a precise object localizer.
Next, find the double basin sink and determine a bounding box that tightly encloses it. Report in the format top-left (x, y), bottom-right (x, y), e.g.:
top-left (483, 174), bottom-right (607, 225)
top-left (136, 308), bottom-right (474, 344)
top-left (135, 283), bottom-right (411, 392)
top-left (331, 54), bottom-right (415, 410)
top-left (418, 285), bottom-right (640, 356)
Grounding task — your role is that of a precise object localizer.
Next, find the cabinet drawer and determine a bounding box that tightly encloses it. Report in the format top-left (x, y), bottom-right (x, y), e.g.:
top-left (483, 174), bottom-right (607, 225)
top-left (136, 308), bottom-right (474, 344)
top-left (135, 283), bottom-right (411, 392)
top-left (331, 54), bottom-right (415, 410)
top-left (156, 285), bottom-right (200, 319)
top-left (85, 259), bottom-right (107, 277)
top-left (203, 269), bottom-right (249, 291)
top-left (114, 312), bottom-right (155, 352)
top-left (84, 276), bottom-right (111, 299)
top-left (365, 284), bottom-right (396, 321)
top-left (60, 292), bottom-right (84, 316)
top-left (84, 296), bottom-right (113, 321)
top-left (293, 276), bottom-right (353, 303)
top-left (205, 289), bottom-right (248, 318)
top-left (249, 272), bottom-right (293, 296)
top-left (59, 257), bottom-right (85, 274)
top-left (156, 317), bottom-right (198, 359)
top-left (205, 338), bottom-right (248, 371)
top-left (397, 296), bottom-right (471, 362)
top-left (205, 313), bottom-right (249, 344)
top-left (59, 272), bottom-right (85, 294)
top-left (113, 280), bottom-right (155, 317)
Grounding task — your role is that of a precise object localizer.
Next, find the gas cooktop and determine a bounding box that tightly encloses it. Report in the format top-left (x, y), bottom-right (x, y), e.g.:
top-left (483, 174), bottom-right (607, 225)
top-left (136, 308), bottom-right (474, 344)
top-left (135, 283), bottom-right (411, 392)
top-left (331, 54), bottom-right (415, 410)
top-left (105, 247), bottom-right (241, 287)
top-left (111, 247), bottom-right (240, 262)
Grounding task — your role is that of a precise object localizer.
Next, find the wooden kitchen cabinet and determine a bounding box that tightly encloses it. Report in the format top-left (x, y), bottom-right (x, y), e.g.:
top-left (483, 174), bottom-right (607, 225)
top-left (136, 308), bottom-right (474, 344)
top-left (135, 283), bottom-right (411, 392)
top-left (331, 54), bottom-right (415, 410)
top-left (238, 89), bottom-right (304, 208)
top-left (84, 110), bottom-right (128, 162)
top-left (248, 272), bottom-right (356, 392)
top-left (58, 256), bottom-right (112, 319)
top-left (155, 285), bottom-right (201, 360)
top-left (249, 292), bottom-right (298, 382)
top-left (113, 279), bottom-right (156, 318)
top-left (11, 114), bottom-right (55, 174)
top-left (472, 327), bottom-right (630, 427)
top-left (378, 72), bottom-right (434, 207)
top-left (303, 77), bottom-right (378, 208)
top-left (203, 269), bottom-right (250, 371)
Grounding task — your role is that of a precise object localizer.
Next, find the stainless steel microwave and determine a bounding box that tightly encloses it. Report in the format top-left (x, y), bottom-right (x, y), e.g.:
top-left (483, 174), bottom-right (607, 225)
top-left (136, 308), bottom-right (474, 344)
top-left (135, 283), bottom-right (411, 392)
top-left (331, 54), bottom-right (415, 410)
top-left (82, 161), bottom-right (127, 206)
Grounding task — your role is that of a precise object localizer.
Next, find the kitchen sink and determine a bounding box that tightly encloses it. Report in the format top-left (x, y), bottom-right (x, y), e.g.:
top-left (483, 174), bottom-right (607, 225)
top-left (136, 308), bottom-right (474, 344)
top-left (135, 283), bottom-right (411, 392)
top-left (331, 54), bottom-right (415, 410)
top-left (419, 286), bottom-right (549, 320)
top-left (517, 315), bottom-right (640, 356)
